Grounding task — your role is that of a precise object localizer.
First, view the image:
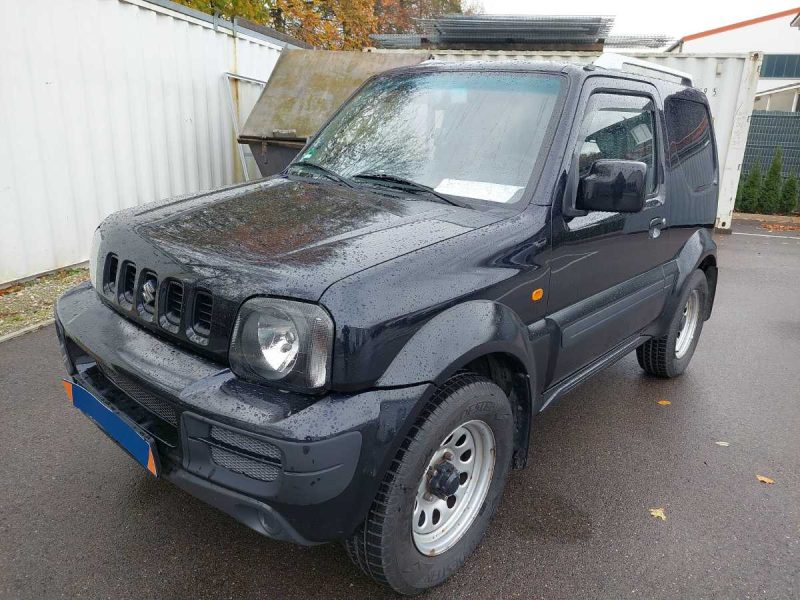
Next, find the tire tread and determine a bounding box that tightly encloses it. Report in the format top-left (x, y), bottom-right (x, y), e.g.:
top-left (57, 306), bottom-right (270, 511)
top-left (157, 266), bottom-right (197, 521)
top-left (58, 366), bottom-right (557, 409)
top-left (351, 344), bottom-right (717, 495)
top-left (638, 269), bottom-right (708, 379)
top-left (344, 372), bottom-right (491, 590)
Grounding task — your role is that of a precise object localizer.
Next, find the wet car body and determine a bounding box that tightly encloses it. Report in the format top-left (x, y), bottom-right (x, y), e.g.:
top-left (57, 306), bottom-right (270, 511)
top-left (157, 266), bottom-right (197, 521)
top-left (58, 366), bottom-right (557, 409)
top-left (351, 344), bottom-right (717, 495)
top-left (55, 60), bottom-right (718, 545)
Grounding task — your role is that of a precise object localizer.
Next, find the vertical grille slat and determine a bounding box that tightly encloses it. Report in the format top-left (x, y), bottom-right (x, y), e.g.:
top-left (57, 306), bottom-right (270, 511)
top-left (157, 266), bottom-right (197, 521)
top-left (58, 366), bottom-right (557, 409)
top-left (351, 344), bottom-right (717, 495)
top-left (121, 263), bottom-right (136, 304)
top-left (165, 281), bottom-right (184, 326)
top-left (105, 255), bottom-right (118, 294)
top-left (193, 291), bottom-right (213, 337)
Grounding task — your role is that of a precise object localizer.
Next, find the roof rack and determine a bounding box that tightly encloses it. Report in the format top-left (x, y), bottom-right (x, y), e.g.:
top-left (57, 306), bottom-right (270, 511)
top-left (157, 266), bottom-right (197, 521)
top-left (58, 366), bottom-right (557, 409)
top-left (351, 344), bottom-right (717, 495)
top-left (593, 53), bottom-right (693, 86)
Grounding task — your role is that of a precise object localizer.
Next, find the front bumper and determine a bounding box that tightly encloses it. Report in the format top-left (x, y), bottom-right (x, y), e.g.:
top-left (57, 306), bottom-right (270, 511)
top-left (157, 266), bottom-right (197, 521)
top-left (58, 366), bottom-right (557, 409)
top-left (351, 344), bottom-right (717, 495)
top-left (55, 283), bottom-right (430, 544)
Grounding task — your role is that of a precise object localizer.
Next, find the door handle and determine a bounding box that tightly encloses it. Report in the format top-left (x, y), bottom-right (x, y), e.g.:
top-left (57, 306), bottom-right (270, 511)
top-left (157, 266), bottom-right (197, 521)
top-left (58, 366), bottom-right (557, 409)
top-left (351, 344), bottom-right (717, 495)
top-left (649, 217), bottom-right (667, 239)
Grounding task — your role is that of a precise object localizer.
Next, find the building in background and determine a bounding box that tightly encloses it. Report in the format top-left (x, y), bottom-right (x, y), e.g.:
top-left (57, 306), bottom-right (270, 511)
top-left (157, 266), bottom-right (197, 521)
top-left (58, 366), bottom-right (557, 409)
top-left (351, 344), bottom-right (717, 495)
top-left (669, 7), bottom-right (800, 207)
top-left (668, 7), bottom-right (800, 110)
top-left (370, 14), bottom-right (615, 51)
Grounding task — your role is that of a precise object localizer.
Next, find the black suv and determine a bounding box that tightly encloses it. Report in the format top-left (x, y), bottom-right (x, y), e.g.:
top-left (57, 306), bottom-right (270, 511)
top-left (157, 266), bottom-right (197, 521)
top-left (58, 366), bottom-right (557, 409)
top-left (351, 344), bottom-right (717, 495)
top-left (55, 59), bottom-right (718, 595)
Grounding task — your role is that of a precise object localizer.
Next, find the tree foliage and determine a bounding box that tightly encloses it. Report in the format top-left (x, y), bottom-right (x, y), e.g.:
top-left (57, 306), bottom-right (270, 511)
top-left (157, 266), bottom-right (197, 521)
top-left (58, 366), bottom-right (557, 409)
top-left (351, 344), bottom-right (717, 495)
top-left (759, 146), bottom-right (783, 214)
top-left (780, 171), bottom-right (798, 214)
top-left (174, 0), bottom-right (475, 49)
top-left (737, 160), bottom-right (762, 214)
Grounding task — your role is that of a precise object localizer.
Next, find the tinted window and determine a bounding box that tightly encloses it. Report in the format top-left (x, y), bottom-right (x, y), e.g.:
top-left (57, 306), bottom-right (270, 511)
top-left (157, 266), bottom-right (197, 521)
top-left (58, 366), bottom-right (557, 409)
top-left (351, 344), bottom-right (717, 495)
top-left (300, 72), bottom-right (563, 204)
top-left (577, 94), bottom-right (657, 193)
top-left (665, 98), bottom-right (715, 191)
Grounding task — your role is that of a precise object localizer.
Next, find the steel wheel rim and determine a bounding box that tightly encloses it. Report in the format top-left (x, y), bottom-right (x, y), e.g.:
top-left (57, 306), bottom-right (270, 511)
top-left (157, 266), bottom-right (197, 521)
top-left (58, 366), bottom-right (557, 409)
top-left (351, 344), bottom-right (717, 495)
top-left (675, 289), bottom-right (700, 359)
top-left (412, 419), bottom-right (496, 556)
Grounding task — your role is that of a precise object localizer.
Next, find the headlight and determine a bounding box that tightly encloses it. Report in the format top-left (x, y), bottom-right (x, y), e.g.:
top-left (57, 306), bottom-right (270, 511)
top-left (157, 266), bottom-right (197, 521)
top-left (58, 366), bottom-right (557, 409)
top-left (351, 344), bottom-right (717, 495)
top-left (229, 298), bottom-right (334, 391)
top-left (88, 228), bottom-right (101, 290)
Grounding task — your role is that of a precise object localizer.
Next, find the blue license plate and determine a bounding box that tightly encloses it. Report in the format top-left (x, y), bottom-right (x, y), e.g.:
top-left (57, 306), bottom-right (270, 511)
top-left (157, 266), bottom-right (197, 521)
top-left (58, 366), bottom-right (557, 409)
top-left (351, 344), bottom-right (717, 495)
top-left (62, 380), bottom-right (159, 476)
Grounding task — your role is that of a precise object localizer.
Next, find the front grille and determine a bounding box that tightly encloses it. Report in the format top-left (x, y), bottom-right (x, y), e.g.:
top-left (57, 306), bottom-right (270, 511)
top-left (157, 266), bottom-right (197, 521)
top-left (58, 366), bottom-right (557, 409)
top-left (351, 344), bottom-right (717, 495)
top-left (101, 367), bottom-right (178, 427)
top-left (193, 292), bottom-right (213, 337)
top-left (101, 254), bottom-right (220, 352)
top-left (80, 365), bottom-right (179, 448)
top-left (210, 426), bottom-right (282, 461)
top-left (165, 281), bottom-right (184, 326)
top-left (210, 446), bottom-right (280, 482)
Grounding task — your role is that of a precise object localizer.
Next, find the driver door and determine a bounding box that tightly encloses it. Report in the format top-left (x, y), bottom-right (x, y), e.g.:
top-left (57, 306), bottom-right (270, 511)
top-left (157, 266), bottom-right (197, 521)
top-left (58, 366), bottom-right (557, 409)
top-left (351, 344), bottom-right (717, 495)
top-left (546, 79), bottom-right (671, 383)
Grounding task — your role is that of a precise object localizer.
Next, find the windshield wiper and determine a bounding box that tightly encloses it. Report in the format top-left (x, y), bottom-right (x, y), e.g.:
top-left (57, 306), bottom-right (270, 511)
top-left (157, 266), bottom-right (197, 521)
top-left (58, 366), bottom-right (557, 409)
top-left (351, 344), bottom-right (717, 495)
top-left (352, 172), bottom-right (461, 206)
top-left (286, 161), bottom-right (353, 188)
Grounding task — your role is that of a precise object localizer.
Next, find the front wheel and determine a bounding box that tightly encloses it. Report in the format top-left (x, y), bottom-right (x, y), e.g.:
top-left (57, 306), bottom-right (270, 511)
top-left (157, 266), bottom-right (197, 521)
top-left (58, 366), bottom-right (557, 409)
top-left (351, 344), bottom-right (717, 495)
top-left (345, 373), bottom-right (513, 595)
top-left (637, 269), bottom-right (709, 378)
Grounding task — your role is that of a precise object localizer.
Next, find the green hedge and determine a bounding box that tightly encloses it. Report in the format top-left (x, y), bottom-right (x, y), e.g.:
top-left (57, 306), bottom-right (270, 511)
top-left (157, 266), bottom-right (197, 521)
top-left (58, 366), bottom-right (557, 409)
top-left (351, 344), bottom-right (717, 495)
top-left (735, 146), bottom-right (799, 215)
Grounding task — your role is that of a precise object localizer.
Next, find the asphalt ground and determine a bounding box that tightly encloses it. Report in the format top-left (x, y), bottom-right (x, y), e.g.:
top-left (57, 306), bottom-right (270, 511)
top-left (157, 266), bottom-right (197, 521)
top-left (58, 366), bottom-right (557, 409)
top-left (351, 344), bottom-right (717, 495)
top-left (1, 226), bottom-right (798, 599)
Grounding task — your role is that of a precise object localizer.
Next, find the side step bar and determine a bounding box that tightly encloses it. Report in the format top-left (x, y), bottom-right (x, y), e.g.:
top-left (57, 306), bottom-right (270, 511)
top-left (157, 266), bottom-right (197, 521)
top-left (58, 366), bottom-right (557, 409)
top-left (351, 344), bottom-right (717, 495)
top-left (538, 335), bottom-right (650, 413)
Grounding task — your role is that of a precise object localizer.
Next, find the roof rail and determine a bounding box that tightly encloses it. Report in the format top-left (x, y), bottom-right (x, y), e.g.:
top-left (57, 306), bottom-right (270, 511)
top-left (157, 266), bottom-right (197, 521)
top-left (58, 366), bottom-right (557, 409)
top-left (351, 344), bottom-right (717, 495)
top-left (593, 53), bottom-right (693, 86)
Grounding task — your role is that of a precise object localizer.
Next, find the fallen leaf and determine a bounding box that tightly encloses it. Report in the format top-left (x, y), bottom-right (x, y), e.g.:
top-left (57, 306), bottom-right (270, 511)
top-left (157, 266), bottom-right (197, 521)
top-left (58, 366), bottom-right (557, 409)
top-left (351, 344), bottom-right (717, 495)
top-left (762, 223), bottom-right (800, 232)
top-left (657, 400), bottom-right (671, 406)
top-left (756, 475), bottom-right (775, 485)
top-left (648, 507), bottom-right (667, 521)
top-left (715, 441), bottom-right (730, 447)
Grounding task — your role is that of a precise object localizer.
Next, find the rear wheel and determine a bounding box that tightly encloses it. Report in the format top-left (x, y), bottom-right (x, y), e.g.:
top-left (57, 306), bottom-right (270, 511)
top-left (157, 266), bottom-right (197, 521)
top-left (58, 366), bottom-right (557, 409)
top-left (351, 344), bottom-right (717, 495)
top-left (344, 373), bottom-right (513, 595)
top-left (637, 269), bottom-right (709, 378)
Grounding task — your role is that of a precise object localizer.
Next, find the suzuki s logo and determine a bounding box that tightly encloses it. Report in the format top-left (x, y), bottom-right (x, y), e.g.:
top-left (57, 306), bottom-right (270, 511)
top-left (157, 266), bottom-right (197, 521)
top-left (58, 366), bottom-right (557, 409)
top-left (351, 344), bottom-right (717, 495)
top-left (142, 279), bottom-right (157, 305)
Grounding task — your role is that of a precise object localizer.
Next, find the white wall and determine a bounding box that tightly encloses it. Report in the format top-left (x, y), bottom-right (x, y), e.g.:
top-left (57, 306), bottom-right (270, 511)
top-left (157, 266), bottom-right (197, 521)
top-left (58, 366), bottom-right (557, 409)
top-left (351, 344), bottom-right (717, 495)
top-left (0, 0), bottom-right (281, 285)
top-left (679, 13), bottom-right (800, 95)
top-left (680, 15), bottom-right (800, 54)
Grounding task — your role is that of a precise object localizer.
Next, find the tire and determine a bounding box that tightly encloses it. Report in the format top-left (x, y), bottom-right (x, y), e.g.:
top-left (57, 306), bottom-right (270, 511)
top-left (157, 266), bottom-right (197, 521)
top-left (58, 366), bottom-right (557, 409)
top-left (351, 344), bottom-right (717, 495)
top-left (637, 269), bottom-right (709, 378)
top-left (344, 373), bottom-right (514, 595)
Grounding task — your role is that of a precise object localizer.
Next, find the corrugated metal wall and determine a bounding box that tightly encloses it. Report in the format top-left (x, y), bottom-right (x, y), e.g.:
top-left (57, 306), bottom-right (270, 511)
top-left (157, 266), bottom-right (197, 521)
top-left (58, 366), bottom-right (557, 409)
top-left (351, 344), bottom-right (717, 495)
top-left (380, 50), bottom-right (762, 230)
top-left (0, 0), bottom-right (281, 285)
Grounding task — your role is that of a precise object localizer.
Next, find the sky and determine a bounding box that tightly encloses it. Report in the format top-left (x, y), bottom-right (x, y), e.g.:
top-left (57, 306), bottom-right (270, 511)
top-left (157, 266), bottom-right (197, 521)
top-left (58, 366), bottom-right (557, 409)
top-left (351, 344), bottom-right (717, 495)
top-left (477, 1), bottom-right (800, 37)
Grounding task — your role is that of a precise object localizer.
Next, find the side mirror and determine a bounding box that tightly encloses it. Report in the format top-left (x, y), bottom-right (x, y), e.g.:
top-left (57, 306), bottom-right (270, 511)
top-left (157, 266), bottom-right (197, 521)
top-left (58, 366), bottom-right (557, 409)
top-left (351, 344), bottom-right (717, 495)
top-left (576, 159), bottom-right (647, 213)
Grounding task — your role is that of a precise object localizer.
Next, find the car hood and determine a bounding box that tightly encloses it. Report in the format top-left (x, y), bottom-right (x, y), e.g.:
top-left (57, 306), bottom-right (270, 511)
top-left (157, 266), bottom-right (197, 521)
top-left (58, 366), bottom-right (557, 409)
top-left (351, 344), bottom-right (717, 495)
top-left (100, 177), bottom-right (501, 301)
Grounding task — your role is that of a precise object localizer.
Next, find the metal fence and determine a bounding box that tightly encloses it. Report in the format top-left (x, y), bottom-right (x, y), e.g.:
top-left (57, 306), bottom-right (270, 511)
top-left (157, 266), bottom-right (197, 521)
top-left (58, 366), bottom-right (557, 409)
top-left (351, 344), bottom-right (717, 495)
top-left (742, 111), bottom-right (800, 176)
top-left (0, 0), bottom-right (282, 285)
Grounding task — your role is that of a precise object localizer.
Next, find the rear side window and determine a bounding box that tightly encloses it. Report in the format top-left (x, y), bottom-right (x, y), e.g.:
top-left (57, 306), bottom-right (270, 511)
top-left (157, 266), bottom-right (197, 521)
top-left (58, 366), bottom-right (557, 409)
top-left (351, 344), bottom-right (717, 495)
top-left (577, 93), bottom-right (657, 194)
top-left (664, 98), bottom-right (715, 191)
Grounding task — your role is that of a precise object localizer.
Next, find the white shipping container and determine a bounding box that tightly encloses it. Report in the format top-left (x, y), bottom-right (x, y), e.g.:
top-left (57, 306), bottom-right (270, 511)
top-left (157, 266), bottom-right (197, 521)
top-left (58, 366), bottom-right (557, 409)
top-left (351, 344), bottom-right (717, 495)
top-left (376, 49), bottom-right (763, 231)
top-left (0, 0), bottom-right (282, 285)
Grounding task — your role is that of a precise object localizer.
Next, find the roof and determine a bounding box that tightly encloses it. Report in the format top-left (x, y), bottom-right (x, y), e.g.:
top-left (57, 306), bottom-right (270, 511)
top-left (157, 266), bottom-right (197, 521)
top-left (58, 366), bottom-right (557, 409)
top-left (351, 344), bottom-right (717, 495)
top-left (676, 6), bottom-right (800, 44)
top-left (372, 14), bottom-right (615, 49)
top-left (234, 17), bottom-right (312, 49)
top-left (604, 35), bottom-right (678, 49)
top-left (755, 80), bottom-right (800, 96)
top-left (410, 59), bottom-right (582, 73)
top-left (143, 0), bottom-right (307, 49)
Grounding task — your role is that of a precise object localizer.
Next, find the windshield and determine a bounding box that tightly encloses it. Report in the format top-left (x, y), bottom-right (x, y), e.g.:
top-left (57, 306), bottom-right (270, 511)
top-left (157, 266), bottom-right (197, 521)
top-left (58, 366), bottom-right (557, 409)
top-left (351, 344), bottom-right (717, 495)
top-left (297, 70), bottom-right (563, 204)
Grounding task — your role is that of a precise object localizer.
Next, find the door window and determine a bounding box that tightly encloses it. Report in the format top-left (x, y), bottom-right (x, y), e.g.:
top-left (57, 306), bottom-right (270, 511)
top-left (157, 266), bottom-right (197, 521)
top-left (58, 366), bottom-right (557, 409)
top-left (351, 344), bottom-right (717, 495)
top-left (664, 97), bottom-right (715, 191)
top-left (577, 94), bottom-right (658, 194)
